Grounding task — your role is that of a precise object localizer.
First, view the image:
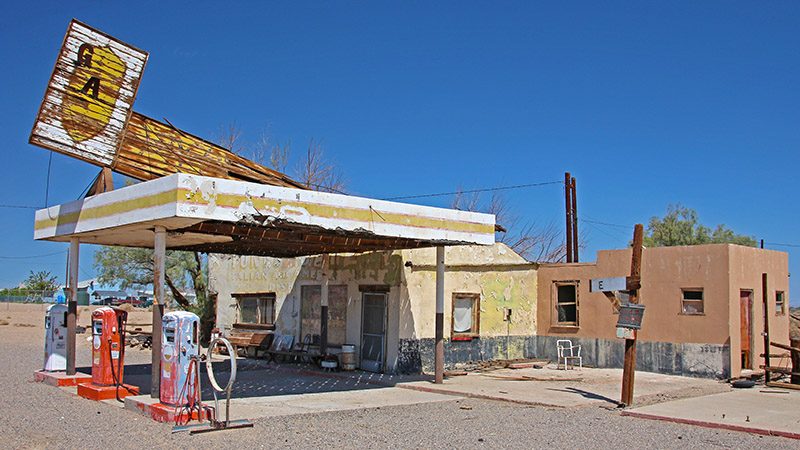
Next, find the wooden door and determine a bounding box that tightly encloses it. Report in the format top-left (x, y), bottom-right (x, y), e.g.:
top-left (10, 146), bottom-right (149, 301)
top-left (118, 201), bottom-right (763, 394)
top-left (740, 290), bottom-right (752, 370)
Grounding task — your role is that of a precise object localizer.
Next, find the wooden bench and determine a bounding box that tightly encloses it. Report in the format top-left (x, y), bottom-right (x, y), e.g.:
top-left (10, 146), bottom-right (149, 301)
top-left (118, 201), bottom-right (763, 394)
top-left (224, 324), bottom-right (275, 358)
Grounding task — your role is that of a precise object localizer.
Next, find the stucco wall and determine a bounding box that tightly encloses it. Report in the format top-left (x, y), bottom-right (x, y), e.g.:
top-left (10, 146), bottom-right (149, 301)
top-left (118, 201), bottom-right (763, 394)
top-left (727, 246), bottom-right (790, 378)
top-left (536, 244), bottom-right (790, 378)
top-left (209, 243), bottom-right (538, 373)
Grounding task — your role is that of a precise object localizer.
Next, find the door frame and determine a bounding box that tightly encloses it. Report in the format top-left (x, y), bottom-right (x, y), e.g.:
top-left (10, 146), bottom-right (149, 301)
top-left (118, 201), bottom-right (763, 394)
top-left (360, 291), bottom-right (388, 373)
top-left (740, 290), bottom-right (754, 370)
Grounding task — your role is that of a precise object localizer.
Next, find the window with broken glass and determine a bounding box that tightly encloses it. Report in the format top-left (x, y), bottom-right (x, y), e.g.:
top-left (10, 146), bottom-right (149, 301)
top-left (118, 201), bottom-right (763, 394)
top-left (554, 282), bottom-right (579, 326)
top-left (235, 293), bottom-right (276, 325)
top-left (451, 293), bottom-right (480, 340)
top-left (681, 289), bottom-right (704, 315)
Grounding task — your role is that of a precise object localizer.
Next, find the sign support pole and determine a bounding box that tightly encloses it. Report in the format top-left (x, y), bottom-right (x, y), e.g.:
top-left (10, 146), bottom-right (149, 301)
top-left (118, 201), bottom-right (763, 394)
top-left (621, 224), bottom-right (643, 407)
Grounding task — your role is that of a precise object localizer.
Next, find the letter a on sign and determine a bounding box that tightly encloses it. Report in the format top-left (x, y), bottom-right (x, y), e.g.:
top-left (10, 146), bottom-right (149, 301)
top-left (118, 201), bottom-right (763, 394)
top-left (30, 20), bottom-right (148, 166)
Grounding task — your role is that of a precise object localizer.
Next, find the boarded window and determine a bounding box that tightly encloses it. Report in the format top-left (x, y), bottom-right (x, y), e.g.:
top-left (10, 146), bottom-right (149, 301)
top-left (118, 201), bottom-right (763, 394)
top-left (451, 293), bottom-right (480, 340)
top-left (301, 285), bottom-right (348, 347)
top-left (776, 291), bottom-right (786, 316)
top-left (554, 282), bottom-right (578, 325)
top-left (235, 293), bottom-right (276, 325)
top-left (681, 289), bottom-right (704, 315)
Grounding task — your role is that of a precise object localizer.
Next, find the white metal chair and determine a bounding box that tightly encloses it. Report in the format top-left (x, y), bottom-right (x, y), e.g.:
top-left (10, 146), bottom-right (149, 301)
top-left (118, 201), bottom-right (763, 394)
top-left (556, 339), bottom-right (582, 370)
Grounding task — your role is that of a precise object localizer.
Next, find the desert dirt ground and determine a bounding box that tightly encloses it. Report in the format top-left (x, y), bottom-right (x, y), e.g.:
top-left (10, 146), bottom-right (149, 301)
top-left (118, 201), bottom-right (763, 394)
top-left (0, 302), bottom-right (797, 449)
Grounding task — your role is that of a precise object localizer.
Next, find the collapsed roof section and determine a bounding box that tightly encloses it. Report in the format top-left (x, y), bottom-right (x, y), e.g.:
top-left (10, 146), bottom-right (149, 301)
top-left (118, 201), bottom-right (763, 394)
top-left (34, 174), bottom-right (496, 257)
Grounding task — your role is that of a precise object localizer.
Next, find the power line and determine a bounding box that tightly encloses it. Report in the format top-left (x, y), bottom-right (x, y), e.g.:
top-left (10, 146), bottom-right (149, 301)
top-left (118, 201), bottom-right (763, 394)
top-left (765, 242), bottom-right (800, 248)
top-left (0, 204), bottom-right (42, 210)
top-left (382, 180), bottom-right (563, 201)
top-left (0, 250), bottom-right (67, 260)
top-left (579, 218), bottom-right (632, 229)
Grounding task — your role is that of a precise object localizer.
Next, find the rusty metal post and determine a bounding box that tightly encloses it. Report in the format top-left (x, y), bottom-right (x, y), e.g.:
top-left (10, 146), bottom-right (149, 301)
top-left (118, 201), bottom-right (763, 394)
top-left (151, 226), bottom-right (166, 398)
top-left (66, 238), bottom-right (79, 375)
top-left (435, 246), bottom-right (445, 384)
top-left (570, 176), bottom-right (578, 263)
top-left (621, 224), bottom-right (643, 407)
top-left (564, 172), bottom-right (573, 263)
top-left (762, 273), bottom-right (770, 383)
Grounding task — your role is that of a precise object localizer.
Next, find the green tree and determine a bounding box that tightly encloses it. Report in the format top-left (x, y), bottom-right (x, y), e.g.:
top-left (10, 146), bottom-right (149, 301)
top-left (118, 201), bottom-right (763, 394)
top-left (94, 247), bottom-right (214, 344)
top-left (24, 270), bottom-right (59, 292)
top-left (643, 205), bottom-right (756, 247)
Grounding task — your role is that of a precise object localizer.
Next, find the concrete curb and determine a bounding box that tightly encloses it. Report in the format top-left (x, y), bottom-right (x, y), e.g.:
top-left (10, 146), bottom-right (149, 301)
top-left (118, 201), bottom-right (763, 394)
top-left (621, 410), bottom-right (800, 440)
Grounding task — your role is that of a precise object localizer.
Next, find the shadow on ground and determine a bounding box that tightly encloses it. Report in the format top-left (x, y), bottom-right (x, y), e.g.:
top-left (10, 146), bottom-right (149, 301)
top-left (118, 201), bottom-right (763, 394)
top-left (77, 359), bottom-right (432, 399)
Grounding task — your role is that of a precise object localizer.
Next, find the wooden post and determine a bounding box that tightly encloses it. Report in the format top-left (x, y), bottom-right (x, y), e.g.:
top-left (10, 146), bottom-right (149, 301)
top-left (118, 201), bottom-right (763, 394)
top-left (434, 246), bottom-right (445, 384)
top-left (564, 172), bottom-right (573, 263)
top-left (320, 255), bottom-right (329, 356)
top-left (762, 273), bottom-right (770, 383)
top-left (151, 226), bottom-right (166, 398)
top-left (620, 224), bottom-right (643, 407)
top-left (66, 238), bottom-right (79, 376)
top-left (570, 176), bottom-right (579, 262)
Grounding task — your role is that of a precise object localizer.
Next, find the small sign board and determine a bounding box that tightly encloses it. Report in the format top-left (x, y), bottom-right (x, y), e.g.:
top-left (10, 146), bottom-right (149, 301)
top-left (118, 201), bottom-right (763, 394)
top-left (590, 277), bottom-right (627, 293)
top-left (616, 303), bottom-right (645, 330)
top-left (30, 20), bottom-right (148, 167)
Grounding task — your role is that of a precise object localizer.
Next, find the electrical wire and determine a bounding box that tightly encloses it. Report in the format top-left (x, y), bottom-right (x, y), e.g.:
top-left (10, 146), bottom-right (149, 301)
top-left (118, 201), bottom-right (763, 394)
top-left (382, 180), bottom-right (563, 201)
top-left (0, 250), bottom-right (67, 260)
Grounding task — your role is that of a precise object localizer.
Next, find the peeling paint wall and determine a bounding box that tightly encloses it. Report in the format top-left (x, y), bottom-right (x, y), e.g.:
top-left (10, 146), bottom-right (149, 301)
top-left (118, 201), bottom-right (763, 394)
top-left (209, 243), bottom-right (538, 373)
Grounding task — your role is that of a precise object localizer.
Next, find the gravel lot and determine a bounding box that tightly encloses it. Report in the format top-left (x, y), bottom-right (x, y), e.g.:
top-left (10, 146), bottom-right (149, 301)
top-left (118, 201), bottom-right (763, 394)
top-left (0, 303), bottom-right (796, 449)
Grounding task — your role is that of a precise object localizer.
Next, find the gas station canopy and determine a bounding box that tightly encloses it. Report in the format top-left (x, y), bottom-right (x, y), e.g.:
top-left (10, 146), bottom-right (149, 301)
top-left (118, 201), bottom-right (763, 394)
top-left (34, 174), bottom-right (496, 257)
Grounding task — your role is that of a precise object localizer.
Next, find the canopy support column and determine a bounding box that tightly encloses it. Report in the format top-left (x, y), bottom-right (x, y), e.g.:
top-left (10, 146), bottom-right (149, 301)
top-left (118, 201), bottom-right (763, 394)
top-left (435, 246), bottom-right (445, 384)
top-left (151, 226), bottom-right (166, 399)
top-left (66, 238), bottom-right (79, 375)
top-left (320, 256), bottom-right (329, 356)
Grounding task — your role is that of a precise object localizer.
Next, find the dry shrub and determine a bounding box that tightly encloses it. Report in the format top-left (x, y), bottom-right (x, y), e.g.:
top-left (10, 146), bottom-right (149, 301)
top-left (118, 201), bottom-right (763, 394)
top-left (14, 323), bottom-right (35, 328)
top-left (117, 303), bottom-right (135, 312)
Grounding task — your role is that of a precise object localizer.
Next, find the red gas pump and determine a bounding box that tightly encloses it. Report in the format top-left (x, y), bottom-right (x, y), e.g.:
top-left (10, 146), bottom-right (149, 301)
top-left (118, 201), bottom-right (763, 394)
top-left (77, 306), bottom-right (140, 401)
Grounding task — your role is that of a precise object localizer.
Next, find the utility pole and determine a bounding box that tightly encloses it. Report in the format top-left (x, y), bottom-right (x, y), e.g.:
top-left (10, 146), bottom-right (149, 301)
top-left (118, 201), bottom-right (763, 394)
top-left (762, 273), bottom-right (770, 383)
top-left (571, 176), bottom-right (579, 262)
top-left (564, 172), bottom-right (573, 262)
top-left (620, 224), bottom-right (644, 407)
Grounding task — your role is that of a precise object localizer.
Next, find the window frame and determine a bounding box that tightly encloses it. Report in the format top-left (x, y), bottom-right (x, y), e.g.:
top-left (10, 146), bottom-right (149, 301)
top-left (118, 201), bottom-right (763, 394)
top-left (552, 281), bottom-right (580, 327)
top-left (680, 288), bottom-right (705, 316)
top-left (776, 291), bottom-right (786, 316)
top-left (233, 292), bottom-right (276, 326)
top-left (450, 292), bottom-right (481, 341)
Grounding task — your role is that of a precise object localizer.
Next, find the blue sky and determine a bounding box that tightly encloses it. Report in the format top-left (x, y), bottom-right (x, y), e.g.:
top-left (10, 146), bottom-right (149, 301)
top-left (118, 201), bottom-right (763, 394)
top-left (1, 2), bottom-right (798, 303)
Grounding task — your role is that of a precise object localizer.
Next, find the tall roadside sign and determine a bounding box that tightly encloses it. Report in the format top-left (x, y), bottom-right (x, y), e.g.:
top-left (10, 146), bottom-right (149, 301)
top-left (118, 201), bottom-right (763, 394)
top-left (30, 20), bottom-right (148, 166)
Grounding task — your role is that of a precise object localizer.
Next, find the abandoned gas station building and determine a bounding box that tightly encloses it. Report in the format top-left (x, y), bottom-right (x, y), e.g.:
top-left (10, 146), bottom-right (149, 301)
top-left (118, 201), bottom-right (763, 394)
top-left (211, 242), bottom-right (790, 379)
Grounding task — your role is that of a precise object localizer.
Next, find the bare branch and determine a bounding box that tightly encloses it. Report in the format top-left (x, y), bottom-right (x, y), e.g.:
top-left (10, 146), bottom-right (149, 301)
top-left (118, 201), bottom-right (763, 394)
top-left (216, 122), bottom-right (244, 154)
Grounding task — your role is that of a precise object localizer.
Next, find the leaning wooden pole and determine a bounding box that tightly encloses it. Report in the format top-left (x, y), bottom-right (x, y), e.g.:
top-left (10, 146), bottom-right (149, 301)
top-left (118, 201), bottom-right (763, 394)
top-left (564, 172), bottom-right (573, 263)
top-left (621, 224), bottom-right (643, 407)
